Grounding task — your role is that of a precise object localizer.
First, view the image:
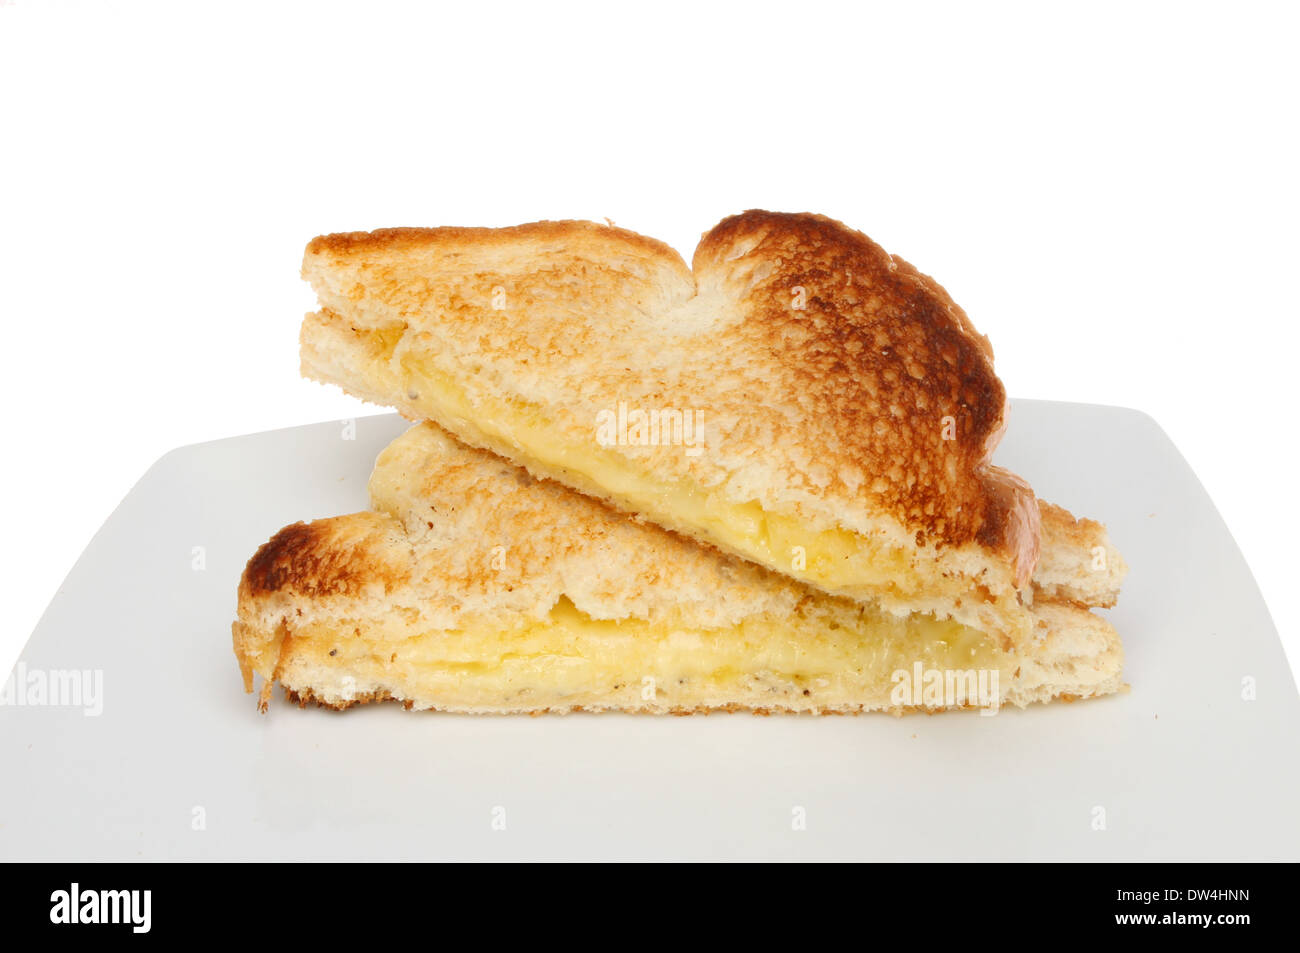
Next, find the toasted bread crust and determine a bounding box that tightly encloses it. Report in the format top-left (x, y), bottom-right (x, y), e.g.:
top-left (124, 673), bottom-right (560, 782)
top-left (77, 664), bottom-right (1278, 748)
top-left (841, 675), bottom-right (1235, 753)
top-left (693, 211), bottom-right (1023, 557)
top-left (279, 686), bottom-right (1020, 717)
top-left (306, 219), bottom-right (689, 270)
top-left (240, 511), bottom-right (409, 601)
top-left (281, 686), bottom-right (1118, 716)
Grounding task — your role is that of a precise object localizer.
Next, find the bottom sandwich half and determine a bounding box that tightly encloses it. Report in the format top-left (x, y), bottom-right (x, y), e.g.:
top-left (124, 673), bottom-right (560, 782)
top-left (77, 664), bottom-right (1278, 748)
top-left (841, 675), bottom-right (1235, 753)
top-left (232, 423), bottom-right (1125, 715)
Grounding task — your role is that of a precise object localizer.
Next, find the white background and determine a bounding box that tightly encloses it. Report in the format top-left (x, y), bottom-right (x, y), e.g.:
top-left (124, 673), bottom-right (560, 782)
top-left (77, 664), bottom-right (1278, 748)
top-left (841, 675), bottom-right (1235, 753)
top-left (1, 0), bottom-right (1296, 684)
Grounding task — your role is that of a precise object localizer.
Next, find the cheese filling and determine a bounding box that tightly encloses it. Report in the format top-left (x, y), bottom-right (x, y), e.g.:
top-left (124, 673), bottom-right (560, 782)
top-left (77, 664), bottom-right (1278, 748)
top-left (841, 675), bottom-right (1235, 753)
top-left (270, 597), bottom-right (1014, 712)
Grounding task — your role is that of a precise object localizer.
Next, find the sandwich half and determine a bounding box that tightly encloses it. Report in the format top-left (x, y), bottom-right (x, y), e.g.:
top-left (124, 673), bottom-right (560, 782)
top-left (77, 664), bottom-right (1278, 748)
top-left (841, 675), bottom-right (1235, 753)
top-left (300, 212), bottom-right (1051, 647)
top-left (232, 423), bottom-right (1125, 715)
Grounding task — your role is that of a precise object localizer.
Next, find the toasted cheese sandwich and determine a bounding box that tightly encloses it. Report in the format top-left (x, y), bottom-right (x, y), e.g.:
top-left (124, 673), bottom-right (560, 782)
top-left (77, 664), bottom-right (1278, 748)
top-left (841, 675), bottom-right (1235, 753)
top-left (299, 212), bottom-right (1048, 647)
top-left (232, 423), bottom-right (1125, 715)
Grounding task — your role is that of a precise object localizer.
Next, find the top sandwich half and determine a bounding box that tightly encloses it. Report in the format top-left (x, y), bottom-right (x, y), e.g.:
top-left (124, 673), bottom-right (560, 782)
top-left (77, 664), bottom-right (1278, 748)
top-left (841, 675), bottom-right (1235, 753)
top-left (301, 211), bottom-right (1065, 648)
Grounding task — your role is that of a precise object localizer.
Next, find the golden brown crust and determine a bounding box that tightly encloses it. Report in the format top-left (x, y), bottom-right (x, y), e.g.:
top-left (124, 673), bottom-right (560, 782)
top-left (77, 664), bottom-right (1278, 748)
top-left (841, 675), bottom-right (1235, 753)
top-left (279, 682), bottom-right (1116, 716)
top-left (693, 211), bottom-right (1021, 557)
top-left (1039, 501), bottom-right (1109, 550)
top-left (279, 685), bottom-right (1004, 717)
top-left (305, 220), bottom-right (688, 274)
top-left (240, 512), bottom-right (407, 601)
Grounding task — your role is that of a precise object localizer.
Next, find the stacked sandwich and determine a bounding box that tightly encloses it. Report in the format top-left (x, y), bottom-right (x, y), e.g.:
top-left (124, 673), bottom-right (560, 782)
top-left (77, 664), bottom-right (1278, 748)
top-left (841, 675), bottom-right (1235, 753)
top-left (232, 211), bottom-right (1126, 715)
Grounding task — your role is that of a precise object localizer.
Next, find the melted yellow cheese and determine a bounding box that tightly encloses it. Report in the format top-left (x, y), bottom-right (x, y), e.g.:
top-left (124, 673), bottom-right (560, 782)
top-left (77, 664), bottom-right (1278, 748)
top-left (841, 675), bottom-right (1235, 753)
top-left (281, 597), bottom-right (1013, 712)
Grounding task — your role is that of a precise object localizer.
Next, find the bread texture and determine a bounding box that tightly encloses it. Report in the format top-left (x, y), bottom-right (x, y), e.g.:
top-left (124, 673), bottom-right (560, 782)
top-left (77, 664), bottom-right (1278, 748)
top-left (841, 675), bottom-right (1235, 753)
top-left (1035, 502), bottom-right (1127, 607)
top-left (233, 423), bottom-right (1125, 715)
top-left (298, 212), bottom-right (1047, 646)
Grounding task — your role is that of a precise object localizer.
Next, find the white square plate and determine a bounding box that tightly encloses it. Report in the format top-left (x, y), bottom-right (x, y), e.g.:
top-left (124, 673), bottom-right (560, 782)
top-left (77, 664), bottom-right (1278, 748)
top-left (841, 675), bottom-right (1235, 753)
top-left (2, 401), bottom-right (1297, 860)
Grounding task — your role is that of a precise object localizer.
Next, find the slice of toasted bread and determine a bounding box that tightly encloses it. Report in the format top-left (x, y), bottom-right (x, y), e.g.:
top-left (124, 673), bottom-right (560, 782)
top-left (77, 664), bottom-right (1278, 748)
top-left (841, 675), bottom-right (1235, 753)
top-left (299, 212), bottom-right (1047, 646)
top-left (233, 423), bottom-right (1125, 715)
